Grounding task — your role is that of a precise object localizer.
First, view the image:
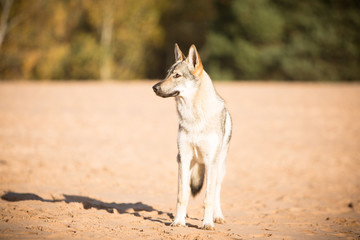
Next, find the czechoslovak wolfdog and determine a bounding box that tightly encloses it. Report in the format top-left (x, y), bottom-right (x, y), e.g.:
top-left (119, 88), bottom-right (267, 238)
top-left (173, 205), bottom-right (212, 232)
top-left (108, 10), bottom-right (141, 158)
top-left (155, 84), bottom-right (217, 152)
top-left (152, 44), bottom-right (232, 230)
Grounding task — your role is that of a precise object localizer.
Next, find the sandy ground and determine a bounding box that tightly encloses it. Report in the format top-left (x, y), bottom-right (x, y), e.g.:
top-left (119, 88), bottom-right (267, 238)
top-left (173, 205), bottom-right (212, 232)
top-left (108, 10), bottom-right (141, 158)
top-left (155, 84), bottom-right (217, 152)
top-left (0, 81), bottom-right (359, 240)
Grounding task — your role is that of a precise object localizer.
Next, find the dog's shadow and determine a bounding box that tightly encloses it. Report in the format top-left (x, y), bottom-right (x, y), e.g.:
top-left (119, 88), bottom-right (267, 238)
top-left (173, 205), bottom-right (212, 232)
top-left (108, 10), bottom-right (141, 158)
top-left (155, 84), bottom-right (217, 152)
top-left (0, 191), bottom-right (201, 228)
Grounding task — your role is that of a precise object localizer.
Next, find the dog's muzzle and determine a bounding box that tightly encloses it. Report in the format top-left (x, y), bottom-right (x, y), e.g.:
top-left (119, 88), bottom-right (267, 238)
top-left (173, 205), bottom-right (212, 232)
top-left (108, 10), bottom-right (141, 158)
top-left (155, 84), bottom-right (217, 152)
top-left (152, 82), bottom-right (161, 94)
top-left (152, 83), bottom-right (179, 98)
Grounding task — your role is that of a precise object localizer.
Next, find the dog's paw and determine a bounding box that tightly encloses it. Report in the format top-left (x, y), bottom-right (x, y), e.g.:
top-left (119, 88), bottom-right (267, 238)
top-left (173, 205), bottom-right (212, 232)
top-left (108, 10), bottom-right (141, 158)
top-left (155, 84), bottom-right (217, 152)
top-left (214, 217), bottom-right (225, 224)
top-left (170, 220), bottom-right (185, 227)
top-left (201, 224), bottom-right (215, 230)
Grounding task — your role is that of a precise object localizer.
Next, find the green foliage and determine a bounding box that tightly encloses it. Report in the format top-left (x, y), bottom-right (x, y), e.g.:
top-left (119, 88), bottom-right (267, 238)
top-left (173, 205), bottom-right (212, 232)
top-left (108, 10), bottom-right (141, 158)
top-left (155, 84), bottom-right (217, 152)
top-left (204, 0), bottom-right (285, 80)
top-left (204, 0), bottom-right (360, 80)
top-left (0, 0), bottom-right (359, 80)
top-left (232, 0), bottom-right (284, 44)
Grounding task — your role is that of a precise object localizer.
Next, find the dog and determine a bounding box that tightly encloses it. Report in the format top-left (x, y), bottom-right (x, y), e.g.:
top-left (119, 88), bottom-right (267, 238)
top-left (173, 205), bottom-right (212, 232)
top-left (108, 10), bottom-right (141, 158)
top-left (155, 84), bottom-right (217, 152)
top-left (152, 44), bottom-right (232, 230)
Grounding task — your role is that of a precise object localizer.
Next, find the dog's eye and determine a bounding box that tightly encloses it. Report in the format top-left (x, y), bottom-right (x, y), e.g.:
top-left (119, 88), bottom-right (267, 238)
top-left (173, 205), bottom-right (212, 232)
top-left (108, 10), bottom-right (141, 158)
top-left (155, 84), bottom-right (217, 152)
top-left (173, 73), bottom-right (181, 78)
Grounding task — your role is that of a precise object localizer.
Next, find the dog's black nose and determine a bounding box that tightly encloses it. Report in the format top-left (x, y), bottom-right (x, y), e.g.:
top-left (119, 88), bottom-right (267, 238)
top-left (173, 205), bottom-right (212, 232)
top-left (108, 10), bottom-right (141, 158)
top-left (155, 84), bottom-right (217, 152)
top-left (152, 83), bottom-right (160, 93)
top-left (152, 85), bottom-right (158, 93)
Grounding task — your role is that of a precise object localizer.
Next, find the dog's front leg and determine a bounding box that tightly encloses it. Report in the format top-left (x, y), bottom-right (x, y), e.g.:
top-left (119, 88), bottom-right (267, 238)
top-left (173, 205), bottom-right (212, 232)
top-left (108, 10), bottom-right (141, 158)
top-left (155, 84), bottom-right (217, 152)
top-left (171, 144), bottom-right (192, 227)
top-left (202, 161), bottom-right (218, 230)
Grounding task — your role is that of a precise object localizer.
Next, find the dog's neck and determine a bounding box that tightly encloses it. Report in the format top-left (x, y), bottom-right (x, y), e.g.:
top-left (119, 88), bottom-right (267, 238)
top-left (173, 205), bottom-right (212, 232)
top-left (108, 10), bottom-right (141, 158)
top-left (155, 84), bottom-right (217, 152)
top-left (175, 71), bottom-right (224, 124)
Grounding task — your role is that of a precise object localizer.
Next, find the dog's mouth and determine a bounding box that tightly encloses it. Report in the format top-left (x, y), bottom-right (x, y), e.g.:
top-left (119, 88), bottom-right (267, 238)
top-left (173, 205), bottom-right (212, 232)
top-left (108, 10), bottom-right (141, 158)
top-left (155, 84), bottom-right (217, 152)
top-left (152, 82), bottom-right (180, 98)
top-left (156, 90), bottom-right (179, 98)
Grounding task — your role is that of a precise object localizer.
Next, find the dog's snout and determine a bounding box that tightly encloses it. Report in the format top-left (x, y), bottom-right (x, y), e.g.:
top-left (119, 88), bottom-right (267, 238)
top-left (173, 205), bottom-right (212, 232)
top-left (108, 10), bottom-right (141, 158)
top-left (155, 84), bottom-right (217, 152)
top-left (152, 85), bottom-right (158, 93)
top-left (152, 83), bottom-right (160, 93)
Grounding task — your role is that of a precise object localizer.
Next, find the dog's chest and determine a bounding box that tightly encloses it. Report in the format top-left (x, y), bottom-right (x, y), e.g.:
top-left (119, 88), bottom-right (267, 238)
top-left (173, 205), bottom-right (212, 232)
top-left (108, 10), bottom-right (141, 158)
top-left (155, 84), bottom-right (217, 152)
top-left (177, 100), bottom-right (206, 132)
top-left (175, 92), bottom-right (224, 137)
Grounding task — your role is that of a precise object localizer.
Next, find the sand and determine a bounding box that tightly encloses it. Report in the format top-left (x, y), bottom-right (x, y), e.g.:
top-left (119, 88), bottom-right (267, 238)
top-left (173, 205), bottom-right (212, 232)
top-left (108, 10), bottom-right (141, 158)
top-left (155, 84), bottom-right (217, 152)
top-left (0, 81), bottom-right (359, 239)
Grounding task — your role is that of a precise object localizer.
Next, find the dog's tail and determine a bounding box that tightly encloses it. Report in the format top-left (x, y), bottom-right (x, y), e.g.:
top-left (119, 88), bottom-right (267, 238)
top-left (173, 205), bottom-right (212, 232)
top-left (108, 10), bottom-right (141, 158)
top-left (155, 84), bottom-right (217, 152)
top-left (190, 163), bottom-right (205, 197)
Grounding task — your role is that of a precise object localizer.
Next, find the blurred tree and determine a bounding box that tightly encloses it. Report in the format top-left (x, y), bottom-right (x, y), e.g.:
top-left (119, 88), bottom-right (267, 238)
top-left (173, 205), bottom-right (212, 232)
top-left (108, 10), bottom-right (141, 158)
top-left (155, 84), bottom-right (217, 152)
top-left (0, 0), bottom-right (163, 80)
top-left (84, 0), bottom-right (164, 80)
top-left (0, 0), bottom-right (44, 51)
top-left (155, 0), bottom-right (215, 77)
top-left (274, 0), bottom-right (360, 80)
top-left (0, 0), bottom-right (359, 80)
top-left (203, 0), bottom-right (360, 80)
top-left (0, 0), bottom-right (13, 50)
top-left (203, 0), bottom-right (285, 80)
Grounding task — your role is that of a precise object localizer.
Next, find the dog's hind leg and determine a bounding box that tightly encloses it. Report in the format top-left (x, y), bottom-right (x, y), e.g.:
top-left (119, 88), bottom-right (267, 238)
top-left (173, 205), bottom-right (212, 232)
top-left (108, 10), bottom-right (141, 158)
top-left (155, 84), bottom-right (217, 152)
top-left (214, 151), bottom-right (227, 224)
top-left (214, 111), bottom-right (231, 224)
top-left (202, 160), bottom-right (218, 230)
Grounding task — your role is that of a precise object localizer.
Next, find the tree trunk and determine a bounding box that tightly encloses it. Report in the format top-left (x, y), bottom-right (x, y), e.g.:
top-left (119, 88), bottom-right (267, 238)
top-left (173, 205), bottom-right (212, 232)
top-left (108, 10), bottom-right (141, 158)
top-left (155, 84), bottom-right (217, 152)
top-left (100, 4), bottom-right (114, 80)
top-left (0, 0), bottom-right (14, 51)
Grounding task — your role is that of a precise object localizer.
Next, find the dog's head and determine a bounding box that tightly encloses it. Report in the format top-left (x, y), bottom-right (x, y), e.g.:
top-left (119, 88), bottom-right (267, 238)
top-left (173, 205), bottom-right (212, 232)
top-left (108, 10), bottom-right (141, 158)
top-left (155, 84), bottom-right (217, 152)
top-left (152, 44), bottom-right (204, 98)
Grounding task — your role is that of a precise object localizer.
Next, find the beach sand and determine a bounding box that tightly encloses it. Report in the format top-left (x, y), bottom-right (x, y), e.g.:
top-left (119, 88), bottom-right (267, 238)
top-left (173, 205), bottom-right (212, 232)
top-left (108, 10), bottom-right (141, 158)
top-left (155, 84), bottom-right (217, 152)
top-left (0, 81), bottom-right (359, 239)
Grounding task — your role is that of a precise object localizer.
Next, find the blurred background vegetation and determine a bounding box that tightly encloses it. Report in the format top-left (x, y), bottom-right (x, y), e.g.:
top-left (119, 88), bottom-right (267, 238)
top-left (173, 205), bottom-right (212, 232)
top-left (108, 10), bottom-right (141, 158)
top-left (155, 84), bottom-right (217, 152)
top-left (0, 0), bottom-right (359, 81)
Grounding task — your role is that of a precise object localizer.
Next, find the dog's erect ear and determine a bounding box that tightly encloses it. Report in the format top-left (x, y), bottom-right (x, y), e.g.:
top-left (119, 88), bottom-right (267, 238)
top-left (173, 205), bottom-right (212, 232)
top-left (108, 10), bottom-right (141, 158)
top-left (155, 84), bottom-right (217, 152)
top-left (186, 44), bottom-right (203, 76)
top-left (174, 43), bottom-right (184, 62)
